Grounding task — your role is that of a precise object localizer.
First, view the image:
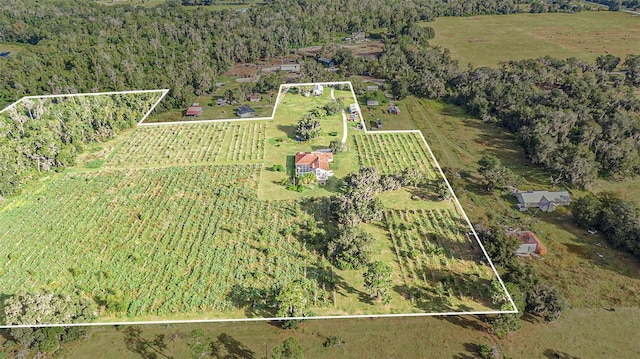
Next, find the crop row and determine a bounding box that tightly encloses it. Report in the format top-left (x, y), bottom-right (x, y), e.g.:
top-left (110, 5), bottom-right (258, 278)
top-left (107, 121), bottom-right (266, 168)
top-left (383, 209), bottom-right (498, 310)
top-left (353, 133), bottom-right (437, 178)
top-left (0, 164), bottom-right (329, 318)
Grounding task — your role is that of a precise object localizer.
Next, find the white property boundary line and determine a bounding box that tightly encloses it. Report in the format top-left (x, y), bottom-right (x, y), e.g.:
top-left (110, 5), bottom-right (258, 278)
top-left (0, 83), bottom-right (516, 328)
top-left (0, 89), bottom-right (169, 125)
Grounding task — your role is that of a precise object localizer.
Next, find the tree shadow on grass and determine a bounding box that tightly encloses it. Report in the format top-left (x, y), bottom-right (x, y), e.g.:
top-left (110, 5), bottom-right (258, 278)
top-left (217, 333), bottom-right (255, 359)
top-left (436, 315), bottom-right (488, 332)
top-left (453, 343), bottom-right (495, 359)
top-left (543, 349), bottom-right (582, 359)
top-left (123, 326), bottom-right (174, 359)
top-left (334, 271), bottom-right (372, 305)
top-left (276, 124), bottom-right (298, 139)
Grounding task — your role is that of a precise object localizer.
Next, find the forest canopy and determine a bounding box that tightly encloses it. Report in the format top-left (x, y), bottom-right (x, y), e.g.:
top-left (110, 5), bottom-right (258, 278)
top-left (0, 92), bottom-right (162, 197)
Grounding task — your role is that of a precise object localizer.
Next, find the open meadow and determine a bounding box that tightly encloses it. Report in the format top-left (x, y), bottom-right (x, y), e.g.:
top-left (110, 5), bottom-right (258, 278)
top-left (427, 11), bottom-right (640, 68)
top-left (58, 307), bottom-right (640, 358)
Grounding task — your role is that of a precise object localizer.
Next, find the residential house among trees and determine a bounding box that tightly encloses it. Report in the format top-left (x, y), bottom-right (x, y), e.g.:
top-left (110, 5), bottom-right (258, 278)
top-left (352, 31), bottom-right (366, 42)
top-left (515, 190), bottom-right (571, 212)
top-left (185, 103), bottom-right (204, 116)
top-left (349, 103), bottom-right (359, 121)
top-left (313, 84), bottom-right (324, 96)
top-left (248, 93), bottom-right (262, 102)
top-left (513, 231), bottom-right (548, 256)
top-left (237, 104), bottom-right (256, 118)
top-left (294, 151), bottom-right (334, 183)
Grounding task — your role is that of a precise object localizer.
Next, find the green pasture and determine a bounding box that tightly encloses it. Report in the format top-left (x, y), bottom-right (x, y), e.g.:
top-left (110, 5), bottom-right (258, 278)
top-left (427, 11), bottom-right (640, 68)
top-left (60, 307), bottom-right (640, 358)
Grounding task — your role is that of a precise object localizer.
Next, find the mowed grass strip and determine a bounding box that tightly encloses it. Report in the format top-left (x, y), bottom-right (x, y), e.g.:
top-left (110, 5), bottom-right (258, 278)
top-left (427, 11), bottom-right (640, 68)
top-left (353, 132), bottom-right (437, 179)
top-left (0, 164), bottom-right (326, 319)
top-left (107, 122), bottom-right (266, 168)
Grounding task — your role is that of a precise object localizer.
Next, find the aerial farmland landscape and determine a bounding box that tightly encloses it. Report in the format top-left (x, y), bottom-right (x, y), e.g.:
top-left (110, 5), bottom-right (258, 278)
top-left (1, 0), bottom-right (640, 358)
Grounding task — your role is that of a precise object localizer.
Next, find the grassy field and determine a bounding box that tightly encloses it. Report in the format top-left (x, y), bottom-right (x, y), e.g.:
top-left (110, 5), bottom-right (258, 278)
top-left (37, 89), bottom-right (640, 357)
top-left (427, 11), bottom-right (640, 68)
top-left (59, 307), bottom-right (640, 358)
top-left (0, 42), bottom-right (27, 55)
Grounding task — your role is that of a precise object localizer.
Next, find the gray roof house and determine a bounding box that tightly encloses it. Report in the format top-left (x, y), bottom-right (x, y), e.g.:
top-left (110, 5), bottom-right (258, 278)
top-left (366, 85), bottom-right (379, 91)
top-left (515, 190), bottom-right (571, 212)
top-left (367, 100), bottom-right (379, 106)
top-left (237, 105), bottom-right (256, 118)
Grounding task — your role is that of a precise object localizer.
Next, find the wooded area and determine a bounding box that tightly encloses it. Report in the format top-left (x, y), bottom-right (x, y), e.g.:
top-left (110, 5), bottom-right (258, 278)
top-left (0, 93), bottom-right (161, 197)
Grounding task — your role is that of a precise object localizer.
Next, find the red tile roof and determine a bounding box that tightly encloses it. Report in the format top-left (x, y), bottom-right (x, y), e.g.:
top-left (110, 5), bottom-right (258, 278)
top-left (185, 104), bottom-right (203, 116)
top-left (513, 231), bottom-right (547, 255)
top-left (295, 151), bottom-right (333, 171)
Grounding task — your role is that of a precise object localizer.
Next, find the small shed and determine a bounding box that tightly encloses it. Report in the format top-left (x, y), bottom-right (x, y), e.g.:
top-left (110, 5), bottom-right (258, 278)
top-left (376, 118), bottom-right (383, 128)
top-left (237, 105), bottom-right (256, 118)
top-left (185, 103), bottom-right (204, 116)
top-left (280, 63), bottom-right (301, 72)
top-left (317, 57), bottom-right (334, 67)
top-left (0, 52), bottom-right (10, 58)
top-left (513, 231), bottom-right (548, 256)
top-left (367, 100), bottom-right (379, 106)
top-left (216, 98), bottom-right (227, 106)
top-left (388, 105), bottom-right (401, 115)
top-left (366, 85), bottom-right (379, 91)
top-left (313, 84), bottom-right (324, 96)
top-left (248, 93), bottom-right (262, 102)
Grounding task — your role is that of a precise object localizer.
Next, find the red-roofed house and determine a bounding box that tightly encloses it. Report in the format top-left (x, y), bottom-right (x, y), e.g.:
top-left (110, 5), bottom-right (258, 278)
top-left (185, 103), bottom-right (204, 116)
top-left (513, 231), bottom-right (548, 256)
top-left (295, 151), bottom-right (334, 183)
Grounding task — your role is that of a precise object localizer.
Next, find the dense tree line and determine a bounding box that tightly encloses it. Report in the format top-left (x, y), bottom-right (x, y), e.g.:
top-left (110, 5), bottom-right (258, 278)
top-left (572, 192), bottom-right (640, 259)
top-left (452, 57), bottom-right (640, 186)
top-left (0, 93), bottom-right (160, 197)
top-left (0, 0), bottom-right (528, 110)
top-left (2, 326), bottom-right (89, 357)
top-left (587, 0), bottom-right (640, 10)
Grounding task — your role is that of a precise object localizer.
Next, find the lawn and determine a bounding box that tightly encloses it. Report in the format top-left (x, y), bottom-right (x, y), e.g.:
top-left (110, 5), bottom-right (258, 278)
top-left (427, 11), bottom-right (640, 68)
top-left (61, 307), bottom-right (640, 358)
top-left (257, 86), bottom-right (358, 200)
